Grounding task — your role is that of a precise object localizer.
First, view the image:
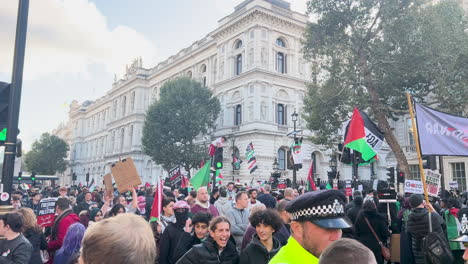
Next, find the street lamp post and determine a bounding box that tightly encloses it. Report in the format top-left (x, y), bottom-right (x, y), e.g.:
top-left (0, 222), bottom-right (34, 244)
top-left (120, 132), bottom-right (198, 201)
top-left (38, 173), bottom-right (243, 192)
top-left (271, 158), bottom-right (280, 189)
top-left (291, 111), bottom-right (298, 188)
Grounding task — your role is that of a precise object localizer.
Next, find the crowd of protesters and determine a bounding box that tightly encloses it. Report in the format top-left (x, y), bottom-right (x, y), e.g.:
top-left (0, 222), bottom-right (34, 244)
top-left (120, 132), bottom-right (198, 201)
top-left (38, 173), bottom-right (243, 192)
top-left (2, 181), bottom-right (468, 264)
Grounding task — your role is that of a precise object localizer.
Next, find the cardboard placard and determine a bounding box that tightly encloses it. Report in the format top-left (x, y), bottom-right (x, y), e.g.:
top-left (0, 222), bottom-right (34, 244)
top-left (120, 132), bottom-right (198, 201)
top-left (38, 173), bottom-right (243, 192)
top-left (425, 169), bottom-right (441, 197)
top-left (37, 198), bottom-right (58, 228)
top-left (110, 157), bottom-right (142, 193)
top-left (103, 173), bottom-right (113, 191)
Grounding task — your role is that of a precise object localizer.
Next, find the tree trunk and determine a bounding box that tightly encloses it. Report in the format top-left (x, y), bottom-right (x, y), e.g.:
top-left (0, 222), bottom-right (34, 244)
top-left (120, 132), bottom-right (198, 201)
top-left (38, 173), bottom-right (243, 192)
top-left (359, 53), bottom-right (411, 176)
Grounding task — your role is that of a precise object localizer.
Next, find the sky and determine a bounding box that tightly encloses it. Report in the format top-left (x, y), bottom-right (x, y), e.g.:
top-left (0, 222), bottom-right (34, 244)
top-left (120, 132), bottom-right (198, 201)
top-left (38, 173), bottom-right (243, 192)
top-left (0, 0), bottom-right (309, 150)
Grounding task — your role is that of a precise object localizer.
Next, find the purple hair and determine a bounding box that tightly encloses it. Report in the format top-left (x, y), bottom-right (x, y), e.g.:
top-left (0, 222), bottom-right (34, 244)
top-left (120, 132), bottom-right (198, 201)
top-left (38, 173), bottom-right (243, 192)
top-left (55, 223), bottom-right (85, 263)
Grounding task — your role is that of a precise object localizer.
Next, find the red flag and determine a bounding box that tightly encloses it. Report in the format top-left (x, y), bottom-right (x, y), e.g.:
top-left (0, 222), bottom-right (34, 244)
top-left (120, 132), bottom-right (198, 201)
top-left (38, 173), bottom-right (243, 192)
top-left (307, 163), bottom-right (316, 191)
top-left (181, 175), bottom-right (189, 188)
top-left (149, 180), bottom-right (163, 222)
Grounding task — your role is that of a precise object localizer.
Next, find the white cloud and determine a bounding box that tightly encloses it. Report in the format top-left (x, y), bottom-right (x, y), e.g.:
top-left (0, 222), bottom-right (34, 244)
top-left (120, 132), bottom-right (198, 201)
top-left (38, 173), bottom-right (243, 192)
top-left (0, 0), bottom-right (156, 80)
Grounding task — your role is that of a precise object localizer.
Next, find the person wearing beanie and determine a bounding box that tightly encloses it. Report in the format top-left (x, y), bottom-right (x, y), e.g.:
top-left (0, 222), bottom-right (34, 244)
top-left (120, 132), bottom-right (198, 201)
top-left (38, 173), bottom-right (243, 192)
top-left (406, 194), bottom-right (448, 264)
top-left (159, 201), bottom-right (193, 264)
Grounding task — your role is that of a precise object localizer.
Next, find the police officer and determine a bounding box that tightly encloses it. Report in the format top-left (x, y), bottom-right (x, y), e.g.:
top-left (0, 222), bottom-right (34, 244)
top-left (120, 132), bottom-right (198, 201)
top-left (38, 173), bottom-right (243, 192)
top-left (269, 189), bottom-right (351, 264)
top-left (452, 208), bottom-right (468, 262)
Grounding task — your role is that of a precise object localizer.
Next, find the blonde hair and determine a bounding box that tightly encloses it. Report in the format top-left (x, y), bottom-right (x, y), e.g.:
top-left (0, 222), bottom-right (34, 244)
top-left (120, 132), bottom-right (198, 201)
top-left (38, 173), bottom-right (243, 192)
top-left (80, 213), bottom-right (156, 264)
top-left (17, 208), bottom-right (40, 233)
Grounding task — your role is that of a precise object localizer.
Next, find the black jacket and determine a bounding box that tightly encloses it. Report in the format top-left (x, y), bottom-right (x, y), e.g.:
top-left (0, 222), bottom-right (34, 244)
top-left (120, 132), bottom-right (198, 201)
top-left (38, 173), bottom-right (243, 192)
top-left (239, 235), bottom-right (281, 264)
top-left (354, 210), bottom-right (390, 264)
top-left (176, 236), bottom-right (239, 264)
top-left (23, 229), bottom-right (47, 264)
top-left (74, 201), bottom-right (91, 214)
top-left (159, 223), bottom-right (193, 264)
top-left (0, 234), bottom-right (33, 264)
top-left (406, 208), bottom-right (447, 264)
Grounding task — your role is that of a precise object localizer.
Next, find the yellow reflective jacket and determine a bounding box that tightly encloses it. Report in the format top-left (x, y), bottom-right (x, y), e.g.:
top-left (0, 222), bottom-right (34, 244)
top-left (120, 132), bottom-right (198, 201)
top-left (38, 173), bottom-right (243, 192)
top-left (268, 236), bottom-right (319, 264)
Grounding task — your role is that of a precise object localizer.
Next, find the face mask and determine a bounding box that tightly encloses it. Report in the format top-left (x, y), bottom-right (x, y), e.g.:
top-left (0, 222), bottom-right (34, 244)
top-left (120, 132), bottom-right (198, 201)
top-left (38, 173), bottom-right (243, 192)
top-left (174, 210), bottom-right (189, 227)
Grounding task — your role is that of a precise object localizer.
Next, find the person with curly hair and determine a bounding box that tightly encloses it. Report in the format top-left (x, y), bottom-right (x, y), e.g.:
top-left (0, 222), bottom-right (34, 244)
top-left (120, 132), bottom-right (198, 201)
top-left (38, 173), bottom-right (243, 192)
top-left (240, 209), bottom-right (283, 264)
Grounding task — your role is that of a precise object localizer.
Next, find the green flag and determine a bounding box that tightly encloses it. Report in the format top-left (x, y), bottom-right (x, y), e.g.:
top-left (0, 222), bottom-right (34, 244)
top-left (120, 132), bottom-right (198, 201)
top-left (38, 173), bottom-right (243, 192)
top-left (190, 162), bottom-right (211, 190)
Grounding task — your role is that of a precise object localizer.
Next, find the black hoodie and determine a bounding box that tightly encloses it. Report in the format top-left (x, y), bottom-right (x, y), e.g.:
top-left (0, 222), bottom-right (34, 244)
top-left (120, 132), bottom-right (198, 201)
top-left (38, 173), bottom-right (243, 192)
top-left (239, 234), bottom-right (281, 264)
top-left (176, 236), bottom-right (239, 264)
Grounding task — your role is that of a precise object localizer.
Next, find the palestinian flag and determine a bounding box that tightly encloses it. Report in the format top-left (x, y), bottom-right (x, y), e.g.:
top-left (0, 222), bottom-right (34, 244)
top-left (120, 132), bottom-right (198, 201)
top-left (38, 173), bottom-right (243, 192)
top-left (344, 108), bottom-right (384, 163)
top-left (149, 179), bottom-right (163, 222)
top-left (215, 170), bottom-right (224, 184)
top-left (190, 162), bottom-right (211, 190)
top-left (307, 162), bottom-right (316, 191)
top-left (245, 142), bottom-right (258, 174)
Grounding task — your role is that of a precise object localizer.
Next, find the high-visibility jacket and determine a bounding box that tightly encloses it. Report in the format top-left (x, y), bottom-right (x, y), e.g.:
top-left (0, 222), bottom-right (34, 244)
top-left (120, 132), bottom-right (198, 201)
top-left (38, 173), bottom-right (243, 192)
top-left (268, 236), bottom-right (319, 264)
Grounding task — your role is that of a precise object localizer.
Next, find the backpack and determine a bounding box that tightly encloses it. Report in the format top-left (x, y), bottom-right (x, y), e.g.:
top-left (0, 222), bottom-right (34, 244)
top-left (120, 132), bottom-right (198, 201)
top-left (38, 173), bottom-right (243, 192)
top-left (423, 212), bottom-right (454, 264)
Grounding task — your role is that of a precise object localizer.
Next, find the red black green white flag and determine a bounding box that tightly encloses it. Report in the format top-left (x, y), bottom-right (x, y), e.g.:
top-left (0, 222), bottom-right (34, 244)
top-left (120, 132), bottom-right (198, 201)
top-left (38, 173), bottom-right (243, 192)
top-left (149, 179), bottom-right (163, 222)
top-left (245, 142), bottom-right (258, 174)
top-left (344, 108), bottom-right (384, 163)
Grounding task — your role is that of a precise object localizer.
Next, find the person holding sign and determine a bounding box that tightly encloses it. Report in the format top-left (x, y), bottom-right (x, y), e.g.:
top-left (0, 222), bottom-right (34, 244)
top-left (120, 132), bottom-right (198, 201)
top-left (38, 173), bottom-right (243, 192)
top-left (48, 198), bottom-right (80, 261)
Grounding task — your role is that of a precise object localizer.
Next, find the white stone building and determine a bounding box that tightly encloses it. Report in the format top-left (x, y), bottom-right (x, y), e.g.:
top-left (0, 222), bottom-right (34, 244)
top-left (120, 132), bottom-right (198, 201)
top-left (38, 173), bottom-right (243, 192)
top-left (51, 120), bottom-right (73, 186)
top-left (67, 0), bottom-right (392, 186)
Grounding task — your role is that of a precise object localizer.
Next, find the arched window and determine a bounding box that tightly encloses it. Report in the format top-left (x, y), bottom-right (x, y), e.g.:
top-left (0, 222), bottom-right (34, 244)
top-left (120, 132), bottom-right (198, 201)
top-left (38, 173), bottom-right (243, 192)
top-left (113, 100), bottom-right (118, 118)
top-left (130, 91), bottom-right (136, 112)
top-left (235, 54), bottom-right (242, 75)
top-left (129, 125), bottom-right (134, 147)
top-left (278, 148), bottom-right (286, 170)
top-left (276, 38), bottom-right (286, 47)
top-left (235, 104), bottom-right (242, 126)
top-left (200, 64), bottom-right (207, 73)
top-left (235, 40), bottom-right (243, 49)
top-left (277, 103), bottom-right (287, 125)
top-left (121, 96), bottom-right (127, 116)
top-left (120, 128), bottom-right (125, 151)
top-left (187, 71), bottom-right (192, 78)
top-left (276, 52), bottom-right (286, 74)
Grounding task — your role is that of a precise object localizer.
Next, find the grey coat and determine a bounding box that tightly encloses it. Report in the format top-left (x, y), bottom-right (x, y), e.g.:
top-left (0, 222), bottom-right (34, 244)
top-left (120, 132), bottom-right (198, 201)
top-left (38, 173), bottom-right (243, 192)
top-left (226, 207), bottom-right (250, 252)
top-left (214, 197), bottom-right (233, 217)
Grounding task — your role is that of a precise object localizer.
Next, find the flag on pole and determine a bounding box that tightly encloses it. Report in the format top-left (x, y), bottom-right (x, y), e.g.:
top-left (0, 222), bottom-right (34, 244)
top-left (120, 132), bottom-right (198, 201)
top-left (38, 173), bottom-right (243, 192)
top-left (415, 103), bottom-right (468, 156)
top-left (245, 142), bottom-right (258, 174)
top-left (149, 179), bottom-right (163, 222)
top-left (88, 179), bottom-right (95, 192)
top-left (181, 175), bottom-right (189, 188)
top-left (190, 162), bottom-right (211, 190)
top-left (215, 170), bottom-right (224, 184)
top-left (344, 108), bottom-right (384, 163)
top-left (290, 137), bottom-right (304, 166)
top-left (307, 162), bottom-right (316, 191)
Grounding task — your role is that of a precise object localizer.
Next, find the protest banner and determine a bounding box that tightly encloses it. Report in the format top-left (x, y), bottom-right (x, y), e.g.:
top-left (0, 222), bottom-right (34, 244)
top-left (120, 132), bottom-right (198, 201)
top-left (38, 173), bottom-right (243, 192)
top-left (168, 166), bottom-right (182, 188)
top-left (345, 180), bottom-right (352, 196)
top-left (449, 181), bottom-right (459, 190)
top-left (37, 198), bottom-right (58, 228)
top-left (404, 180), bottom-right (424, 194)
top-left (110, 157), bottom-right (142, 193)
top-left (425, 169), bottom-right (441, 197)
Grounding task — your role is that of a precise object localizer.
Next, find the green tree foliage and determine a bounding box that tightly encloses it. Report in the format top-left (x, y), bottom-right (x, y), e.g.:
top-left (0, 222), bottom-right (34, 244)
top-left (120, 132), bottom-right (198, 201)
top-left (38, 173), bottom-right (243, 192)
top-left (302, 0), bottom-right (468, 173)
top-left (24, 133), bottom-right (69, 174)
top-left (142, 77), bottom-right (220, 174)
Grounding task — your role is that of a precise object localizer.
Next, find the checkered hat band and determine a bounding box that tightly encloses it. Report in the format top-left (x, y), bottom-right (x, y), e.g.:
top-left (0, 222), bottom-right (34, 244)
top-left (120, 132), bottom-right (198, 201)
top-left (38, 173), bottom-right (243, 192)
top-left (291, 203), bottom-right (344, 221)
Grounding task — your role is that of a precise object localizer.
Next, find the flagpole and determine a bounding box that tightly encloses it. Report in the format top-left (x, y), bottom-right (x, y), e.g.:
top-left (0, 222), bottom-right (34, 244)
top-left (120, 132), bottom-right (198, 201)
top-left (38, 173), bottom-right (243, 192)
top-left (406, 93), bottom-right (430, 208)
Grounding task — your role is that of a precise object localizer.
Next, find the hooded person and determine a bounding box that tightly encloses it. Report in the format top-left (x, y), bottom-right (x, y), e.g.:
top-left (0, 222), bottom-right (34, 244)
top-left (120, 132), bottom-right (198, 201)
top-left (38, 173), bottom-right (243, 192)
top-left (159, 201), bottom-right (194, 264)
top-left (451, 208), bottom-right (468, 263)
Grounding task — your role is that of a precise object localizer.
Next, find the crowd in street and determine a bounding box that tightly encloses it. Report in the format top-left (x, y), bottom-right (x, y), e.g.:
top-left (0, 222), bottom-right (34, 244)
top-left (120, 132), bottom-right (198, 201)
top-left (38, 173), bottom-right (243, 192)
top-left (1, 181), bottom-right (468, 264)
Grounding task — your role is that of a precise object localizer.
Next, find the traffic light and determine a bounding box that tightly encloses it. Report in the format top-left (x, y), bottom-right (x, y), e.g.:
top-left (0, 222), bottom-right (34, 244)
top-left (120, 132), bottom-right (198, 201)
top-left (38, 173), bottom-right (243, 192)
top-left (31, 171), bottom-right (36, 186)
top-left (0, 82), bottom-right (11, 146)
top-left (422, 155), bottom-right (437, 170)
top-left (18, 171), bottom-right (22, 181)
top-left (338, 144), bottom-right (352, 164)
top-left (397, 171), bottom-right (405, 183)
top-left (214, 147), bottom-right (223, 169)
top-left (386, 167), bottom-right (395, 183)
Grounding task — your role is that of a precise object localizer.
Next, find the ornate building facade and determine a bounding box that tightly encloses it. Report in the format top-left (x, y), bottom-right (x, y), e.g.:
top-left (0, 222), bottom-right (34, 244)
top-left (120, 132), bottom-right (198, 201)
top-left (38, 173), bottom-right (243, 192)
top-left (66, 0), bottom-right (392, 185)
